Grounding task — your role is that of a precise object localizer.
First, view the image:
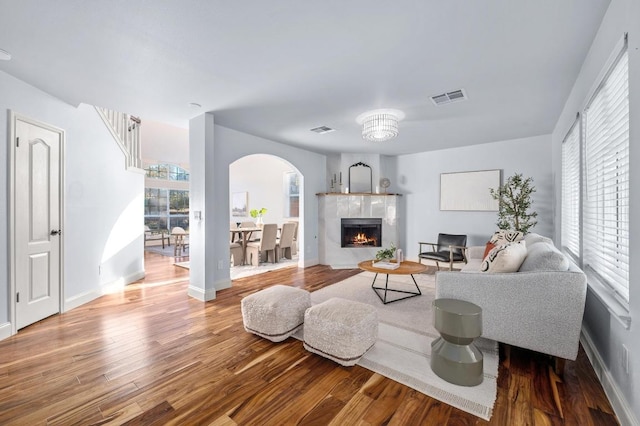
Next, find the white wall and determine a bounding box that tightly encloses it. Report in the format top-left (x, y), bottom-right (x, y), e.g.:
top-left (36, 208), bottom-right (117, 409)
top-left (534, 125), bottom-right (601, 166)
top-left (141, 119), bottom-right (189, 167)
top-left (551, 1), bottom-right (639, 423)
top-left (0, 71), bottom-right (144, 335)
top-left (395, 134), bottom-right (553, 259)
top-left (229, 154), bottom-right (298, 225)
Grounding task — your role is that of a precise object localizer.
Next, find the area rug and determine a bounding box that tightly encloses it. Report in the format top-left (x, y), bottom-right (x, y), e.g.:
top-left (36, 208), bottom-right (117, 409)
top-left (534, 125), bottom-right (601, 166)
top-left (306, 271), bottom-right (498, 420)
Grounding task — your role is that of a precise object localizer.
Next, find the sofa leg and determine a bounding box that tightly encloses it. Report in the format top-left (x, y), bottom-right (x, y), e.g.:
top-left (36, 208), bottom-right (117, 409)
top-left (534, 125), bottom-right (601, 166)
top-left (554, 357), bottom-right (566, 376)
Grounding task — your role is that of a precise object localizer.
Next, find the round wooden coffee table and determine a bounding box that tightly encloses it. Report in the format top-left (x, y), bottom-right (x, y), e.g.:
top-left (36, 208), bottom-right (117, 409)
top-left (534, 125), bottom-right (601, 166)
top-left (358, 260), bottom-right (427, 304)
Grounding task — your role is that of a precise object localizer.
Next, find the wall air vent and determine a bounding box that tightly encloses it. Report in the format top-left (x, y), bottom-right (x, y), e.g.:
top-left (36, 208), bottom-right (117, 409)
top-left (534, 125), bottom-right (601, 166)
top-left (310, 126), bottom-right (335, 134)
top-left (430, 89), bottom-right (467, 106)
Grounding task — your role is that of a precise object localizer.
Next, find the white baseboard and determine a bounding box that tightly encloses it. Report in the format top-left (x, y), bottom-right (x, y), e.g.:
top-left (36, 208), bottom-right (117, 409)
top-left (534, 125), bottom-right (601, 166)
top-left (187, 284), bottom-right (217, 301)
top-left (65, 269), bottom-right (146, 312)
top-left (0, 322), bottom-right (13, 341)
top-left (581, 328), bottom-right (639, 426)
top-left (65, 288), bottom-right (102, 311)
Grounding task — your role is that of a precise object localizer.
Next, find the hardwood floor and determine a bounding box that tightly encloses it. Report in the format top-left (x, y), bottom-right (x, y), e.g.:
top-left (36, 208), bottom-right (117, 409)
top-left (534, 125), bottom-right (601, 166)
top-left (0, 252), bottom-right (619, 425)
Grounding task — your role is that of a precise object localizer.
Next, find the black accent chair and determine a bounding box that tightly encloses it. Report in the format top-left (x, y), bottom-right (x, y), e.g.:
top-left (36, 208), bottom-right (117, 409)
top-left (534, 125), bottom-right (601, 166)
top-left (418, 234), bottom-right (468, 271)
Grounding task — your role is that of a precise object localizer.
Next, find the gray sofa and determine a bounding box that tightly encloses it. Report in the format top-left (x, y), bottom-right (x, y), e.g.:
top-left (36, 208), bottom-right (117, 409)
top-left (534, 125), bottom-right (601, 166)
top-left (435, 233), bottom-right (587, 362)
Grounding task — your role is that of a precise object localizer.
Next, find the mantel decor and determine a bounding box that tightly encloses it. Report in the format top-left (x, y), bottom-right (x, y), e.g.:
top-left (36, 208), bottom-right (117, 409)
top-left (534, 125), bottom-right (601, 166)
top-left (349, 162), bottom-right (373, 193)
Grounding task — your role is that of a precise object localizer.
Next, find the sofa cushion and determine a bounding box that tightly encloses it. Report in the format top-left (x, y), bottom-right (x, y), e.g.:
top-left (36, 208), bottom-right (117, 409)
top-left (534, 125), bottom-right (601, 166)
top-left (523, 232), bottom-right (554, 246)
top-left (519, 242), bottom-right (569, 272)
top-left (481, 240), bottom-right (527, 272)
top-left (490, 230), bottom-right (524, 246)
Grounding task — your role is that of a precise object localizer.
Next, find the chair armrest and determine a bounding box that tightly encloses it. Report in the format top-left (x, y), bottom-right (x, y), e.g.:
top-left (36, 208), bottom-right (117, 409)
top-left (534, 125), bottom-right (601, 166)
top-left (418, 242), bottom-right (438, 252)
top-left (448, 245), bottom-right (468, 260)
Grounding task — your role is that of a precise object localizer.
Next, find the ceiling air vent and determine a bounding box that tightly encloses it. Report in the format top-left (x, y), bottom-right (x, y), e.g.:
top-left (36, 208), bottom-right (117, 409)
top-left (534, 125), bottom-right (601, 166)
top-left (430, 89), bottom-right (467, 106)
top-left (310, 126), bottom-right (335, 134)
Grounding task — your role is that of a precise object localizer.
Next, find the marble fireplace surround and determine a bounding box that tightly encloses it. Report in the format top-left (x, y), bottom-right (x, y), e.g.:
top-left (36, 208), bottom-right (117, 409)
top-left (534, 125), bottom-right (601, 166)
top-left (318, 193), bottom-right (400, 268)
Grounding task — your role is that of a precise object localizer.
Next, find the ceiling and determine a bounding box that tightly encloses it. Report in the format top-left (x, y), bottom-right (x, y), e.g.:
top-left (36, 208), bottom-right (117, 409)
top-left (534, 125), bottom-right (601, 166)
top-left (0, 0), bottom-right (610, 156)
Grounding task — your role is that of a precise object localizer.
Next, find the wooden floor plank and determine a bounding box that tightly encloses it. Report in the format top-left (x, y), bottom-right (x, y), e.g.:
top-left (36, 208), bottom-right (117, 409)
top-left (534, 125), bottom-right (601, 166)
top-left (0, 252), bottom-right (619, 425)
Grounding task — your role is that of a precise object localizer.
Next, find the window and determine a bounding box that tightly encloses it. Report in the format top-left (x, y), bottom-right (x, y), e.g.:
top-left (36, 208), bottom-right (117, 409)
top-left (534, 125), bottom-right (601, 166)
top-left (583, 47), bottom-right (629, 302)
top-left (284, 172), bottom-right (300, 218)
top-left (561, 116), bottom-right (581, 258)
top-left (145, 163), bottom-right (189, 181)
top-left (144, 162), bottom-right (190, 231)
top-left (562, 38), bottom-right (629, 304)
top-left (144, 188), bottom-right (190, 231)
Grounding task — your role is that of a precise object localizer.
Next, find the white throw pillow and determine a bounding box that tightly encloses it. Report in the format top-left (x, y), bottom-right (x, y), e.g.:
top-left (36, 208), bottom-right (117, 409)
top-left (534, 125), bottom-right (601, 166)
top-left (489, 229), bottom-right (524, 246)
top-left (481, 240), bottom-right (527, 273)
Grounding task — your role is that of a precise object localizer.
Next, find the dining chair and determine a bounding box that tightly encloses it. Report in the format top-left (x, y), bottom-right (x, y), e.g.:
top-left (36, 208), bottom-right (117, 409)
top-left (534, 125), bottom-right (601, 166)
top-left (171, 227), bottom-right (188, 257)
top-left (230, 242), bottom-right (244, 266)
top-left (276, 222), bottom-right (296, 260)
top-left (287, 221), bottom-right (299, 256)
top-left (246, 223), bottom-right (278, 266)
top-left (230, 222), bottom-right (240, 243)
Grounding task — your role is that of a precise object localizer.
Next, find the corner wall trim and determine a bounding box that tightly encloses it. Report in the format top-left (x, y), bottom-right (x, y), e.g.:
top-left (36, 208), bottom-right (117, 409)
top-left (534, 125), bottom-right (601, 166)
top-left (580, 328), bottom-right (639, 426)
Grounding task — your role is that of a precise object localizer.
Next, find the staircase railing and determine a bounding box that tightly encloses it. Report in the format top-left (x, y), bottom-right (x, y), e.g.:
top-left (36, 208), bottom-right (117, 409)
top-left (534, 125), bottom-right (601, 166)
top-left (95, 106), bottom-right (144, 172)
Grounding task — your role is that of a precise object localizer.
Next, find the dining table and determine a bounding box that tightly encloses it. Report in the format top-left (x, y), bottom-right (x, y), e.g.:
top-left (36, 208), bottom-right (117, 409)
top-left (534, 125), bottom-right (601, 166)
top-left (230, 226), bottom-right (263, 265)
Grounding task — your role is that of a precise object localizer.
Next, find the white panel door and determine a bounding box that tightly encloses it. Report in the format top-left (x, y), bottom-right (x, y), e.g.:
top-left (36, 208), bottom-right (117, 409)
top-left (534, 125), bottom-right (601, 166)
top-left (15, 117), bottom-right (62, 330)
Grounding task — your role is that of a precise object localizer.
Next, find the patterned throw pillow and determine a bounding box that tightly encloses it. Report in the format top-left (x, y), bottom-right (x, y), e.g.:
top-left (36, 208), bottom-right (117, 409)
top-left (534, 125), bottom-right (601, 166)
top-left (483, 242), bottom-right (496, 260)
top-left (489, 230), bottom-right (524, 246)
top-left (480, 240), bottom-right (527, 273)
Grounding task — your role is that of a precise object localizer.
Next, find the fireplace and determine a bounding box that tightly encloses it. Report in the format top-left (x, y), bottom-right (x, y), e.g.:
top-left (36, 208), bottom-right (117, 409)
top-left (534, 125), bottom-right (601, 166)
top-left (341, 218), bottom-right (382, 248)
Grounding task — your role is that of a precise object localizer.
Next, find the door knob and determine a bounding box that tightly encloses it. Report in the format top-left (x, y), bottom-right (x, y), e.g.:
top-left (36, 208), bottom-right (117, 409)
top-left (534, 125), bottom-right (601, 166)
top-left (50, 229), bottom-right (62, 236)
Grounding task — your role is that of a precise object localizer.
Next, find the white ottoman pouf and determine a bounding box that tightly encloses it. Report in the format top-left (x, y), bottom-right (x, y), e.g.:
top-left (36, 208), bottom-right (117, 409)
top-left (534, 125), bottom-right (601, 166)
top-left (241, 285), bottom-right (311, 342)
top-left (303, 297), bottom-right (378, 366)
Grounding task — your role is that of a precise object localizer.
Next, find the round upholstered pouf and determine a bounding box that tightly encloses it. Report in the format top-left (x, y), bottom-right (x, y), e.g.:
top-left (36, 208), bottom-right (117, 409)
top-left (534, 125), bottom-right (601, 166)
top-left (303, 297), bottom-right (378, 367)
top-left (431, 298), bottom-right (483, 386)
top-left (241, 285), bottom-right (311, 342)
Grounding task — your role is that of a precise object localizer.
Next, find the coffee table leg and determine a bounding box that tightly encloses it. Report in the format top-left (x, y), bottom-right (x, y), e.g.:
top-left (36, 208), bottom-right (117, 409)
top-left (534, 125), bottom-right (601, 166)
top-left (371, 273), bottom-right (422, 305)
top-left (410, 274), bottom-right (422, 296)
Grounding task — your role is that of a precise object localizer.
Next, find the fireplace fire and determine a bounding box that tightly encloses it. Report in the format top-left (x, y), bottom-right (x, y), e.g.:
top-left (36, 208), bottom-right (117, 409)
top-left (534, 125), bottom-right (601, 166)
top-left (341, 218), bottom-right (382, 248)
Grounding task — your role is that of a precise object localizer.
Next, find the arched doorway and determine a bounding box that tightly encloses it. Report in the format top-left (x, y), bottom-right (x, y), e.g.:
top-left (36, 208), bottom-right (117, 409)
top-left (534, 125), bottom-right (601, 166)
top-left (229, 154), bottom-right (304, 278)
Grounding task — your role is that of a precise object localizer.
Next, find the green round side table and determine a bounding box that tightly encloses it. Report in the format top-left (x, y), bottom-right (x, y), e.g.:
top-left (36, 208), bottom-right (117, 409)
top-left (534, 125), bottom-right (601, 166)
top-left (431, 298), bottom-right (484, 386)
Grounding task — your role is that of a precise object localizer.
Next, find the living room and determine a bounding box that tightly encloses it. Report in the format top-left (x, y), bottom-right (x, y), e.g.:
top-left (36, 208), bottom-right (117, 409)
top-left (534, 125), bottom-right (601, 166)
top-left (0, 1), bottom-right (638, 424)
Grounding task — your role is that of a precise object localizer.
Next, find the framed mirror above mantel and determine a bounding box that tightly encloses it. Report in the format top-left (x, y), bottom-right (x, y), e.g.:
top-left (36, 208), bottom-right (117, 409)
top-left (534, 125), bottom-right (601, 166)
top-left (348, 162), bottom-right (372, 193)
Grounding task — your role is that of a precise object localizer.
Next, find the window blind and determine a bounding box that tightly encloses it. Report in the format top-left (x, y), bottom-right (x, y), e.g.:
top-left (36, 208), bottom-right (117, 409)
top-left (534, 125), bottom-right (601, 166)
top-left (561, 116), bottom-right (580, 258)
top-left (583, 49), bottom-right (629, 301)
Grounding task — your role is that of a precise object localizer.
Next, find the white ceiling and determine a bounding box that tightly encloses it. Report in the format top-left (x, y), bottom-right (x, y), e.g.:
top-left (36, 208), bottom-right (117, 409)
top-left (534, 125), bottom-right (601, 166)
top-left (0, 0), bottom-right (610, 155)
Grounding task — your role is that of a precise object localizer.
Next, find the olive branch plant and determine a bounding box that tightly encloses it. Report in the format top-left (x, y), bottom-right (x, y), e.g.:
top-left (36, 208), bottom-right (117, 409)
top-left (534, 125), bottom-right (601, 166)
top-left (489, 173), bottom-right (538, 234)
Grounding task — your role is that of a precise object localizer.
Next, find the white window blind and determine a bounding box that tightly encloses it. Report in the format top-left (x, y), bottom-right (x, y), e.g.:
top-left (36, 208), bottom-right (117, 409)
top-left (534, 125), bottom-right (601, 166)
top-left (583, 49), bottom-right (629, 301)
top-left (561, 117), bottom-right (580, 258)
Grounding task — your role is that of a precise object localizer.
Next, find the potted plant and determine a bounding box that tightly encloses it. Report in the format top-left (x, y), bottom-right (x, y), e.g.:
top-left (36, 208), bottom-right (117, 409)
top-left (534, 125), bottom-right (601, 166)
top-left (375, 243), bottom-right (396, 262)
top-left (489, 173), bottom-right (538, 233)
top-left (250, 207), bottom-right (268, 225)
